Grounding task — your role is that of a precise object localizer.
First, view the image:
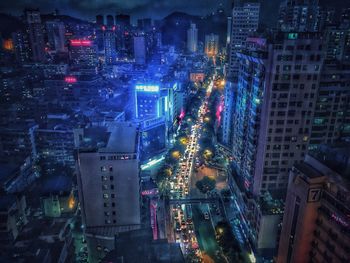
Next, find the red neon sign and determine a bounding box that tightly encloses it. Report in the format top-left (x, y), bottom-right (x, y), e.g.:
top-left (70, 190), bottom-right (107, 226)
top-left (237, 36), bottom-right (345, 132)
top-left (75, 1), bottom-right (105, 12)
top-left (65, 76), bottom-right (77, 83)
top-left (70, 39), bottom-right (92, 47)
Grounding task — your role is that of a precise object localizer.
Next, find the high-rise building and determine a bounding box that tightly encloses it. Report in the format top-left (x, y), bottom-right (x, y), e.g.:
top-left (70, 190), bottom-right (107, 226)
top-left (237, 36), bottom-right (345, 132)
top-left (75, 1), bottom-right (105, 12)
top-left (96, 14), bottom-right (104, 26)
top-left (205, 34), bottom-right (219, 57)
top-left (278, 0), bottom-right (320, 32)
top-left (12, 31), bottom-right (30, 64)
top-left (106, 15), bottom-right (114, 27)
top-left (134, 84), bottom-right (161, 119)
top-left (103, 27), bottom-right (117, 64)
top-left (309, 63), bottom-right (350, 148)
top-left (134, 35), bottom-right (146, 65)
top-left (76, 124), bottom-right (141, 262)
top-left (25, 9), bottom-right (45, 62)
top-left (46, 20), bottom-right (66, 52)
top-left (187, 23), bottom-right (198, 53)
top-left (324, 26), bottom-right (350, 63)
top-left (231, 33), bottom-right (324, 195)
top-left (69, 39), bottom-right (98, 67)
top-left (137, 18), bottom-right (152, 31)
top-left (226, 16), bottom-right (232, 47)
top-left (115, 14), bottom-right (130, 29)
top-left (277, 143), bottom-right (350, 263)
top-left (139, 117), bottom-right (167, 162)
top-left (227, 2), bottom-right (260, 79)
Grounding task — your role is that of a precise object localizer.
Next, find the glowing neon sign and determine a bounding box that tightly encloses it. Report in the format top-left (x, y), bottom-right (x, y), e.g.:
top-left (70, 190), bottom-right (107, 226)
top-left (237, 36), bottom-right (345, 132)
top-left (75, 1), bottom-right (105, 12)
top-left (70, 39), bottom-right (92, 47)
top-left (65, 76), bottom-right (77, 83)
top-left (135, 85), bottom-right (159, 92)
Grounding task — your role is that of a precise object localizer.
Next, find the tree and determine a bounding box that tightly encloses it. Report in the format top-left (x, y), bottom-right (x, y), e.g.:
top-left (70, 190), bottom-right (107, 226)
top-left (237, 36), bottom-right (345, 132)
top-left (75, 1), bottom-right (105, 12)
top-left (215, 221), bottom-right (243, 262)
top-left (195, 176), bottom-right (216, 194)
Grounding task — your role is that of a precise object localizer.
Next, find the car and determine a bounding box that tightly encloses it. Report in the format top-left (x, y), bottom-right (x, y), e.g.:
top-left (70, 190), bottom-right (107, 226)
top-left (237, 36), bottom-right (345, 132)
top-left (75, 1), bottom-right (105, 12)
top-left (204, 212), bottom-right (210, 220)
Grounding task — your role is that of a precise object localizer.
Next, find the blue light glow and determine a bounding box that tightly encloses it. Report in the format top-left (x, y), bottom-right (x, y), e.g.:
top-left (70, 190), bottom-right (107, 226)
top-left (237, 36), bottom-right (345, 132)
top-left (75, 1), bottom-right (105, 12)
top-left (135, 85), bottom-right (159, 92)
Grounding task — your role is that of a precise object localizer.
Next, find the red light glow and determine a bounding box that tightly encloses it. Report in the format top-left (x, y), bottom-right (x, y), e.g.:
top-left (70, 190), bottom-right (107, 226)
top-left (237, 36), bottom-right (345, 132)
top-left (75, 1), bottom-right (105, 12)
top-left (65, 76), bottom-right (77, 83)
top-left (70, 39), bottom-right (92, 47)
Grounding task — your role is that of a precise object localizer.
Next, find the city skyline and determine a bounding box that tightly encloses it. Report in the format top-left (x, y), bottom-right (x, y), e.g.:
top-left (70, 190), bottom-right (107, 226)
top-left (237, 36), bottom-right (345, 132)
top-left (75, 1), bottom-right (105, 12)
top-left (0, 1), bottom-right (350, 263)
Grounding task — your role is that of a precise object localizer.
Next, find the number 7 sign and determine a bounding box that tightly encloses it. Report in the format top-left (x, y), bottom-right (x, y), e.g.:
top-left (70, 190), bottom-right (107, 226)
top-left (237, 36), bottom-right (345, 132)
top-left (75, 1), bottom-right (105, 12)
top-left (307, 188), bottom-right (321, 202)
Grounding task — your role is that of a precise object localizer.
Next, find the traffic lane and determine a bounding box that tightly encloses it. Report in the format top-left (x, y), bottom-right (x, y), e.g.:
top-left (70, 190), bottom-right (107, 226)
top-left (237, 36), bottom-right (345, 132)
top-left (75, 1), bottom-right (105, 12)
top-left (192, 204), bottom-right (225, 263)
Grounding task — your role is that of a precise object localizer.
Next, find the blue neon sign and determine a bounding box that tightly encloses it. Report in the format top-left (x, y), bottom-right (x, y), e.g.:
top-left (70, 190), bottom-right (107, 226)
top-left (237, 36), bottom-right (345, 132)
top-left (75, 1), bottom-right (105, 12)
top-left (135, 85), bottom-right (160, 92)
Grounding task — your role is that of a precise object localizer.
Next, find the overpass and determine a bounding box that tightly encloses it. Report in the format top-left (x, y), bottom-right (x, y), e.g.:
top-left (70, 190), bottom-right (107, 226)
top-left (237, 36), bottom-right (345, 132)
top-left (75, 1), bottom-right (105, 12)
top-left (169, 198), bottom-right (217, 205)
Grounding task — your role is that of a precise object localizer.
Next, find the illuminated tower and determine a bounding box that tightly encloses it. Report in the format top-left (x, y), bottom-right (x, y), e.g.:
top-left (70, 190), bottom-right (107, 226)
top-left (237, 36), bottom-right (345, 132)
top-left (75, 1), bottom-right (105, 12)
top-left (205, 34), bottom-right (219, 57)
top-left (134, 84), bottom-right (162, 120)
top-left (187, 23), bottom-right (198, 53)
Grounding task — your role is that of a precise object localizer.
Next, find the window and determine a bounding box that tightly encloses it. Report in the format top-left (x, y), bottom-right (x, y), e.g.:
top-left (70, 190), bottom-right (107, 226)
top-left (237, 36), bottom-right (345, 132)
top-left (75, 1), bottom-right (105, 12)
top-left (110, 176), bottom-right (114, 181)
top-left (100, 166), bottom-right (107, 172)
top-left (103, 194), bottom-right (109, 199)
top-left (109, 166), bottom-right (113, 172)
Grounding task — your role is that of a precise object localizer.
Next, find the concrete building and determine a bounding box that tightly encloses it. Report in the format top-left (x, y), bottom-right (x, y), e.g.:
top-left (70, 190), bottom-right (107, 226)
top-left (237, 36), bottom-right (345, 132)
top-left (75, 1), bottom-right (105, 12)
top-left (231, 33), bottom-right (324, 195)
top-left (277, 143), bottom-right (350, 263)
top-left (0, 195), bottom-right (27, 243)
top-left (103, 27), bottom-right (117, 64)
top-left (205, 34), bottom-right (219, 57)
top-left (46, 20), bottom-right (66, 52)
top-left (69, 39), bottom-right (98, 68)
top-left (227, 2), bottom-right (260, 79)
top-left (0, 122), bottom-right (38, 162)
top-left (12, 31), bottom-right (30, 64)
top-left (187, 23), bottom-right (198, 53)
top-left (310, 63), bottom-right (350, 148)
top-left (76, 123), bottom-right (141, 262)
top-left (278, 0), bottom-right (319, 33)
top-left (25, 9), bottom-right (45, 62)
top-left (134, 35), bottom-right (147, 65)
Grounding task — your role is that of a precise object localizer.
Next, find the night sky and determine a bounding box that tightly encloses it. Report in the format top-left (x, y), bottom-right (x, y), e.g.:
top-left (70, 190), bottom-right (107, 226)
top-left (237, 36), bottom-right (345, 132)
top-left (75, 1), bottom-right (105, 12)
top-left (0, 0), bottom-right (349, 24)
top-left (0, 0), bottom-right (232, 21)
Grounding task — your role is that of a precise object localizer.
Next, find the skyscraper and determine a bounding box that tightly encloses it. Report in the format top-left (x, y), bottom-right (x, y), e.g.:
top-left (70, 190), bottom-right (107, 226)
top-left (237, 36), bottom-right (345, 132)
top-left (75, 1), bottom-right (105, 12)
top-left (106, 15), bottom-right (114, 27)
top-left (25, 9), bottom-right (45, 62)
top-left (96, 14), bottom-right (104, 26)
top-left (46, 20), bottom-right (66, 52)
top-left (103, 27), bottom-right (117, 64)
top-left (222, 3), bottom-right (260, 147)
top-left (204, 34), bottom-right (219, 57)
top-left (134, 35), bottom-right (146, 65)
top-left (69, 39), bottom-right (98, 67)
top-left (227, 2), bottom-right (260, 79)
top-left (12, 30), bottom-right (30, 64)
top-left (76, 124), bottom-right (141, 262)
top-left (232, 33), bottom-right (324, 195)
top-left (278, 0), bottom-right (320, 32)
top-left (187, 23), bottom-right (198, 53)
top-left (115, 14), bottom-right (130, 29)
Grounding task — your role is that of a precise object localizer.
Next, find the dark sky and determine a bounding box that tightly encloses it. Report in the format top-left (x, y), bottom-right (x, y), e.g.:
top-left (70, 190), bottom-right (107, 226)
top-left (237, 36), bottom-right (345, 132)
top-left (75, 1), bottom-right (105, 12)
top-left (0, 0), bottom-right (233, 22)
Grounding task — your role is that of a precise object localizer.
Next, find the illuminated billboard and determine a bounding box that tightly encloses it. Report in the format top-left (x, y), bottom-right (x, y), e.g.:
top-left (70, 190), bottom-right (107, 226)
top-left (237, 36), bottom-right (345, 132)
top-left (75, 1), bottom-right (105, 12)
top-left (70, 39), bottom-right (92, 47)
top-left (135, 85), bottom-right (159, 92)
top-left (64, 76), bottom-right (77, 83)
